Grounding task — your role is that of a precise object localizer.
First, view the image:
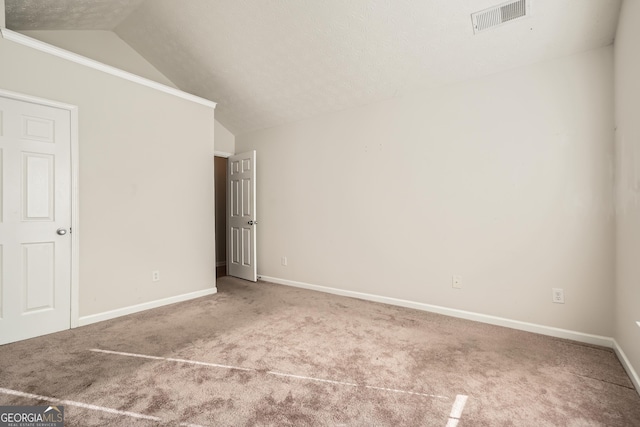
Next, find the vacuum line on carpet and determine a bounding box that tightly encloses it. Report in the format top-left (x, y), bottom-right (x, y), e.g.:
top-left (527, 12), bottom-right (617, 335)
top-left (0, 386), bottom-right (209, 427)
top-left (267, 371), bottom-right (447, 399)
top-left (0, 387), bottom-right (160, 421)
top-left (364, 385), bottom-right (448, 399)
top-left (445, 394), bottom-right (468, 427)
top-left (90, 348), bottom-right (450, 400)
top-left (90, 348), bottom-right (252, 371)
top-left (267, 371), bottom-right (358, 387)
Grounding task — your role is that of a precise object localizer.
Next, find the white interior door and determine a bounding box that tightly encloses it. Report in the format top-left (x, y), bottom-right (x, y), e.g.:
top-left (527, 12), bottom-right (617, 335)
top-left (0, 95), bottom-right (72, 345)
top-left (227, 150), bottom-right (257, 282)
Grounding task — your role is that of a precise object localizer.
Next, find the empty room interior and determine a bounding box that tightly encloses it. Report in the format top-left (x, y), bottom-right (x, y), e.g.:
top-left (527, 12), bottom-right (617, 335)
top-left (0, 0), bottom-right (639, 425)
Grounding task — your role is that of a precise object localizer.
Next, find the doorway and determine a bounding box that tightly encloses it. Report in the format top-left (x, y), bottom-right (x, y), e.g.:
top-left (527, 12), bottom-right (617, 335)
top-left (214, 156), bottom-right (227, 278)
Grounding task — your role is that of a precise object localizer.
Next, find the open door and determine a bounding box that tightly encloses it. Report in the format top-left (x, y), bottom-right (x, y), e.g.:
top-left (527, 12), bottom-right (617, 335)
top-left (227, 151), bottom-right (257, 282)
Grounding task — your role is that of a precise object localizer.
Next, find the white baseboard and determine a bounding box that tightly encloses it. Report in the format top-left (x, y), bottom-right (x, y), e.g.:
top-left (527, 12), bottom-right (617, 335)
top-left (78, 287), bottom-right (217, 327)
top-left (260, 276), bottom-right (640, 392)
top-left (259, 275), bottom-right (614, 348)
top-left (613, 340), bottom-right (640, 395)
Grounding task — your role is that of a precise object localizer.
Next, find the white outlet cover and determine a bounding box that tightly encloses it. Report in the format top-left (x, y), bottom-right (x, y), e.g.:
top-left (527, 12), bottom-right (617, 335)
top-left (552, 288), bottom-right (564, 303)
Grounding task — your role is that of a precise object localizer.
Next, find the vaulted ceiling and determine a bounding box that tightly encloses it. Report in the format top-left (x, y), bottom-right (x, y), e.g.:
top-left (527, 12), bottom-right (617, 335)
top-left (5, 0), bottom-right (622, 135)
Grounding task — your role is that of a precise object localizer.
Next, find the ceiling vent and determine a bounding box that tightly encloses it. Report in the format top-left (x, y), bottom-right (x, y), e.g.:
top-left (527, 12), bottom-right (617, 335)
top-left (471, 0), bottom-right (532, 34)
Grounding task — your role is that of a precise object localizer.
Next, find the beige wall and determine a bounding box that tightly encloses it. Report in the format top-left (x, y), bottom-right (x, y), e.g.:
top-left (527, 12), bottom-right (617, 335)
top-left (20, 30), bottom-right (177, 88)
top-left (614, 0), bottom-right (640, 382)
top-left (20, 30), bottom-right (235, 155)
top-left (215, 120), bottom-right (235, 154)
top-left (0, 0), bottom-right (5, 28)
top-left (0, 36), bottom-right (216, 316)
top-left (236, 46), bottom-right (615, 337)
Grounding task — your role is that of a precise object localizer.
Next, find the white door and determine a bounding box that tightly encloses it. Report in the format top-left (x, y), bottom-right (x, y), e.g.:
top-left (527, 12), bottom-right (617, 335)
top-left (0, 95), bottom-right (72, 345)
top-left (227, 151), bottom-right (257, 282)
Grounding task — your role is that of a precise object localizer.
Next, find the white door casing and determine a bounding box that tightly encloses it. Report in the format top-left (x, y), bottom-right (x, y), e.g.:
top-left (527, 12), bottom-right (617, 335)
top-left (227, 151), bottom-right (257, 282)
top-left (0, 91), bottom-right (77, 345)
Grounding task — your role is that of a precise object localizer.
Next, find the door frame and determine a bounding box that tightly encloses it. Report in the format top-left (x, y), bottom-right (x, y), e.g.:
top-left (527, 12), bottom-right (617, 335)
top-left (0, 89), bottom-right (80, 328)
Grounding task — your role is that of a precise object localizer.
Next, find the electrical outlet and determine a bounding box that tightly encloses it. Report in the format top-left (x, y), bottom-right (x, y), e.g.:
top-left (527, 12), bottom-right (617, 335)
top-left (552, 288), bottom-right (564, 304)
top-left (452, 275), bottom-right (462, 289)
top-left (152, 270), bottom-right (160, 282)
top-left (281, 256), bottom-right (287, 266)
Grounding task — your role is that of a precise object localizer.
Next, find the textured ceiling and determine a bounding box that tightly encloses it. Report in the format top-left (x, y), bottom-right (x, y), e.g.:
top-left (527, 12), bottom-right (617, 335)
top-left (5, 0), bottom-right (622, 135)
top-left (5, 0), bottom-right (146, 30)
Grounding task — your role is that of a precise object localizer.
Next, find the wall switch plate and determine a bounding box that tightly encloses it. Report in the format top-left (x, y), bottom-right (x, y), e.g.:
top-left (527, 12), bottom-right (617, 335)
top-left (281, 256), bottom-right (287, 266)
top-left (552, 288), bottom-right (564, 304)
top-left (152, 271), bottom-right (160, 282)
top-left (452, 275), bottom-right (462, 289)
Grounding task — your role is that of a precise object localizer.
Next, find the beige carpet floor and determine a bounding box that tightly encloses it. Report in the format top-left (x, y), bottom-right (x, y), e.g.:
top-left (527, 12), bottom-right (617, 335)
top-left (0, 276), bottom-right (639, 426)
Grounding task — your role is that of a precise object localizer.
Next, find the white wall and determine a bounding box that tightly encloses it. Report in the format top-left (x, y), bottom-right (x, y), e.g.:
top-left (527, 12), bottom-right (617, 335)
top-left (614, 0), bottom-right (640, 382)
top-left (0, 36), bottom-right (216, 316)
top-left (0, 0), bottom-right (5, 28)
top-left (236, 46), bottom-right (615, 337)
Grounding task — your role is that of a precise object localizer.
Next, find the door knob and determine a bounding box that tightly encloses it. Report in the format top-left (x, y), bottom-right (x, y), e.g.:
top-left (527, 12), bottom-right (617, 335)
top-left (56, 228), bottom-right (68, 236)
top-left (248, 220), bottom-right (258, 225)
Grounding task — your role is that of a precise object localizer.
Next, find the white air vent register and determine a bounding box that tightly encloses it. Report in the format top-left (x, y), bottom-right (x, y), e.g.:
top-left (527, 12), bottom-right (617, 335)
top-left (472, 0), bottom-right (532, 34)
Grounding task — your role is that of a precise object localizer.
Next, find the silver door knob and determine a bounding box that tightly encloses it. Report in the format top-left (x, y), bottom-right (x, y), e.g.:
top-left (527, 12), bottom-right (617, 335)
top-left (248, 220), bottom-right (258, 225)
top-left (56, 228), bottom-right (68, 235)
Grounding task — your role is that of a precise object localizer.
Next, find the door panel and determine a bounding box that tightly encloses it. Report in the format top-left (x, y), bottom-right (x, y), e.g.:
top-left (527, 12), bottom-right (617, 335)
top-left (242, 228), bottom-right (251, 266)
top-left (0, 95), bottom-right (72, 345)
top-left (23, 242), bottom-right (55, 312)
top-left (227, 151), bottom-right (257, 282)
top-left (242, 179), bottom-right (251, 216)
top-left (24, 153), bottom-right (55, 220)
top-left (22, 115), bottom-right (55, 143)
top-left (230, 227), bottom-right (240, 265)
